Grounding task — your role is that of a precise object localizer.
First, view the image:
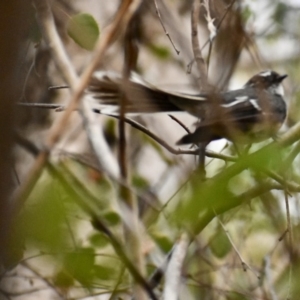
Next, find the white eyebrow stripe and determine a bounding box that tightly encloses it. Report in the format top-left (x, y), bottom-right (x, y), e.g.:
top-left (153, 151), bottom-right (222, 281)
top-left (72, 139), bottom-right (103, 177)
top-left (221, 96), bottom-right (248, 108)
top-left (249, 99), bottom-right (262, 111)
top-left (259, 70), bottom-right (271, 77)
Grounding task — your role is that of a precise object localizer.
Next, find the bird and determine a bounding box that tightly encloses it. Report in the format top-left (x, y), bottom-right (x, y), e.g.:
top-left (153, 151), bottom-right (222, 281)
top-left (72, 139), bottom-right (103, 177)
top-left (87, 70), bottom-right (287, 145)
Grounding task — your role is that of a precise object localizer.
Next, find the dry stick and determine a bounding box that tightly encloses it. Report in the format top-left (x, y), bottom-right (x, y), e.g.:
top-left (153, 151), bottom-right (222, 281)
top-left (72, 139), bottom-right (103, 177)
top-left (149, 250), bottom-right (173, 288)
top-left (13, 0), bottom-right (138, 212)
top-left (191, 0), bottom-right (209, 178)
top-left (163, 233), bottom-right (189, 300)
top-left (153, 0), bottom-right (180, 55)
top-left (168, 114), bottom-right (192, 134)
top-left (263, 256), bottom-right (279, 300)
top-left (191, 0), bottom-right (208, 90)
top-left (187, 0), bottom-right (236, 73)
top-left (120, 10), bottom-right (147, 300)
top-left (216, 214), bottom-right (260, 277)
top-left (18, 102), bottom-right (64, 110)
top-left (106, 113), bottom-right (236, 161)
top-left (284, 189), bottom-right (293, 300)
top-left (202, 0), bottom-right (216, 71)
top-left (48, 85), bottom-right (69, 90)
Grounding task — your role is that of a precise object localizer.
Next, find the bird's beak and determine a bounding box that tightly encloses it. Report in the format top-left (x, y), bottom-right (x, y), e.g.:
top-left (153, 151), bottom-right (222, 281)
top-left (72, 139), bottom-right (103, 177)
top-left (278, 74), bottom-right (288, 82)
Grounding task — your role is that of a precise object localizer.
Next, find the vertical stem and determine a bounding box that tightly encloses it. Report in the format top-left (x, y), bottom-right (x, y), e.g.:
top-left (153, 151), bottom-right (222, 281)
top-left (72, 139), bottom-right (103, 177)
top-left (118, 3), bottom-right (147, 300)
top-left (191, 0), bottom-right (208, 91)
top-left (191, 0), bottom-right (209, 177)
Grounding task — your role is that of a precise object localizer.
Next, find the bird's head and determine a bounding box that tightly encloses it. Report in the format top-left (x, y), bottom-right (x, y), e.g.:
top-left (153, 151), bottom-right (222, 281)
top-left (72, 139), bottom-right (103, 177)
top-left (244, 70), bottom-right (288, 96)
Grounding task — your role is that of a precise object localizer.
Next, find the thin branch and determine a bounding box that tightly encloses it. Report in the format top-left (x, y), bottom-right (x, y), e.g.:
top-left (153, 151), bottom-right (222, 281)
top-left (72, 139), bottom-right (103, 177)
top-left (153, 0), bottom-right (180, 55)
top-left (48, 85), bottom-right (69, 90)
top-left (187, 0), bottom-right (236, 73)
top-left (216, 215), bottom-right (260, 277)
top-left (149, 250), bottom-right (173, 288)
top-left (284, 188), bottom-right (293, 300)
top-left (119, 10), bottom-right (147, 299)
top-left (202, 0), bottom-right (217, 42)
top-left (263, 256), bottom-right (278, 300)
top-left (191, 0), bottom-right (208, 90)
top-left (18, 102), bottom-right (64, 110)
top-left (105, 113), bottom-right (236, 161)
top-left (191, 0), bottom-right (209, 178)
top-left (168, 114), bottom-right (192, 134)
top-left (163, 233), bottom-right (189, 300)
top-left (13, 0), bottom-right (142, 210)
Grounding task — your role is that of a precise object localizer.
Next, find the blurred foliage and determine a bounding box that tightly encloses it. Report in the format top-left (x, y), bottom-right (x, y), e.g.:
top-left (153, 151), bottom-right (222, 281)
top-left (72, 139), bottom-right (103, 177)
top-left (67, 13), bottom-right (100, 50)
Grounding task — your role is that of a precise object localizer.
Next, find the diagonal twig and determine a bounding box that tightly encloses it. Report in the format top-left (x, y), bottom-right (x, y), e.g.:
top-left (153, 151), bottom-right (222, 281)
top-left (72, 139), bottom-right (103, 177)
top-left (13, 0), bottom-right (142, 211)
top-left (153, 0), bottom-right (180, 55)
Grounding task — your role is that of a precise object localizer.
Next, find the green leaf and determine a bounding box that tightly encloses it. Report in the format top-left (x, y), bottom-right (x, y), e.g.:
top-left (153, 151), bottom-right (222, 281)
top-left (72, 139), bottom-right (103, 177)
top-left (63, 247), bottom-right (95, 286)
top-left (226, 291), bottom-right (249, 300)
top-left (67, 13), bottom-right (100, 50)
top-left (94, 264), bottom-right (116, 281)
top-left (53, 269), bottom-right (74, 289)
top-left (148, 44), bottom-right (171, 60)
top-left (89, 232), bottom-right (110, 248)
top-left (151, 232), bottom-right (173, 253)
top-left (102, 211), bottom-right (121, 226)
top-left (19, 178), bottom-right (74, 251)
top-left (210, 230), bottom-right (232, 258)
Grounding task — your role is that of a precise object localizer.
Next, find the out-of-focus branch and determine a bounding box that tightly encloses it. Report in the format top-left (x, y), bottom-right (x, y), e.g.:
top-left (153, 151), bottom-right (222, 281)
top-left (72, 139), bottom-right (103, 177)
top-left (202, 0), bottom-right (216, 69)
top-left (153, 0), bottom-right (180, 55)
top-left (216, 216), bottom-right (259, 276)
top-left (13, 0), bottom-right (142, 210)
top-left (15, 133), bottom-right (158, 300)
top-left (191, 0), bottom-right (209, 178)
top-left (191, 0), bottom-right (208, 91)
top-left (120, 7), bottom-right (147, 300)
top-left (58, 162), bottom-right (158, 300)
top-left (163, 233), bottom-right (189, 300)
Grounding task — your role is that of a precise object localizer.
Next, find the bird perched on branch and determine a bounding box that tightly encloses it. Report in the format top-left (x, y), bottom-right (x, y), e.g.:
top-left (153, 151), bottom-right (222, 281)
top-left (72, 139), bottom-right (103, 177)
top-left (88, 70), bottom-right (287, 145)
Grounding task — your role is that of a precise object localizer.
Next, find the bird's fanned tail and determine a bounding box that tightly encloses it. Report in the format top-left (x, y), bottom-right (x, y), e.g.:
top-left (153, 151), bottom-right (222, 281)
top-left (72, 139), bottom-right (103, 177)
top-left (88, 71), bottom-right (207, 116)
